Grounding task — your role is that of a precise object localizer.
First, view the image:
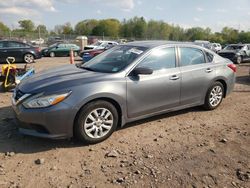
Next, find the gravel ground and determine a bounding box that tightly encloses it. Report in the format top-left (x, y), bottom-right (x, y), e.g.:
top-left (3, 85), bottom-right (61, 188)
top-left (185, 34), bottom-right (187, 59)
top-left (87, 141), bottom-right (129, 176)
top-left (0, 57), bottom-right (249, 188)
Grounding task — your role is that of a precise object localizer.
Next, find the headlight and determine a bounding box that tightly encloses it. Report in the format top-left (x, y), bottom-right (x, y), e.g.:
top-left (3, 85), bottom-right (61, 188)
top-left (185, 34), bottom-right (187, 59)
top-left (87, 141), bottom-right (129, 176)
top-left (236, 52), bottom-right (240, 56)
top-left (23, 91), bottom-right (71, 109)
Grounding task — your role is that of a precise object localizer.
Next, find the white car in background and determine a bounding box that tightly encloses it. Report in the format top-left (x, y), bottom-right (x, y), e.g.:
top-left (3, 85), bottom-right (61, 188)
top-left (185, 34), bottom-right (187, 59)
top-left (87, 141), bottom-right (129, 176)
top-left (211, 43), bottom-right (222, 53)
top-left (30, 38), bottom-right (44, 45)
top-left (84, 40), bottom-right (118, 50)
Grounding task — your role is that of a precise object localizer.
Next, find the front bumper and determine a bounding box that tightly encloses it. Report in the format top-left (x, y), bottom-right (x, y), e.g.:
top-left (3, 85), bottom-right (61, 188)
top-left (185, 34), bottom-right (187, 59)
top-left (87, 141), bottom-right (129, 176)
top-left (12, 97), bottom-right (76, 139)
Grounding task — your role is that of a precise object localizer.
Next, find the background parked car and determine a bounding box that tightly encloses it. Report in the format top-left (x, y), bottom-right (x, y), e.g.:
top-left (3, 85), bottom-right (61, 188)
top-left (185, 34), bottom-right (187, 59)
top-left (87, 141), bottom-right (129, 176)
top-left (30, 38), bottom-right (44, 45)
top-left (218, 44), bottom-right (250, 64)
top-left (0, 40), bottom-right (41, 63)
top-left (84, 40), bottom-right (118, 50)
top-left (80, 43), bottom-right (116, 62)
top-left (41, 43), bottom-right (80, 57)
top-left (47, 36), bottom-right (64, 46)
top-left (210, 43), bottom-right (222, 53)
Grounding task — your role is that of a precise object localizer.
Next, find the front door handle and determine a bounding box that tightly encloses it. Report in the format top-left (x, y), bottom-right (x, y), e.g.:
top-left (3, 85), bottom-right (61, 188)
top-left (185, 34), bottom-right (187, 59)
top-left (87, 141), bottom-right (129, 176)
top-left (206, 68), bottom-right (213, 73)
top-left (170, 75), bottom-right (179, 80)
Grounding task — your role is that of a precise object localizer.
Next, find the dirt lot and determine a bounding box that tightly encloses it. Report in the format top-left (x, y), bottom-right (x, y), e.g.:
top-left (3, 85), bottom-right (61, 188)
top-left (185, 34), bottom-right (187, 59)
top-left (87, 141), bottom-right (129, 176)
top-left (0, 57), bottom-right (250, 188)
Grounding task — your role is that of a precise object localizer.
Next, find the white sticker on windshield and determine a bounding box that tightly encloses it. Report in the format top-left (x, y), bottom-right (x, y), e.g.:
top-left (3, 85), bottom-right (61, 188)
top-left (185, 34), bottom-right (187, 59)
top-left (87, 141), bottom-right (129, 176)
top-left (128, 48), bottom-right (143, 55)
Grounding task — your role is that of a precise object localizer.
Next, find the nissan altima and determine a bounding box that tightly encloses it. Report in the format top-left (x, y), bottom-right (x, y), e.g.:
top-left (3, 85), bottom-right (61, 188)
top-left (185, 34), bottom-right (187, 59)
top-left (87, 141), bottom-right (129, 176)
top-left (12, 41), bottom-right (236, 144)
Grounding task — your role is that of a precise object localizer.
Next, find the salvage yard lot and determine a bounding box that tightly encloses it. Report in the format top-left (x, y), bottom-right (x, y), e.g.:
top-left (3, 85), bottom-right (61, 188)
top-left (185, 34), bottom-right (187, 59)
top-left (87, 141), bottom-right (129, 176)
top-left (0, 57), bottom-right (250, 188)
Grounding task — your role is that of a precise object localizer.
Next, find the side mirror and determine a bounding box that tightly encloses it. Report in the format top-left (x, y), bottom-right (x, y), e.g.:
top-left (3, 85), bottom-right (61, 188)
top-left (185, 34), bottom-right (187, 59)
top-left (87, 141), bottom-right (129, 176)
top-left (132, 67), bottom-right (153, 75)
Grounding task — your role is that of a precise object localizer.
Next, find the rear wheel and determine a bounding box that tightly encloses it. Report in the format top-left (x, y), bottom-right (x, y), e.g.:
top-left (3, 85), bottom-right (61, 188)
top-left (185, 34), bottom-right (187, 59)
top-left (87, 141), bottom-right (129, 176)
top-left (24, 53), bottom-right (34, 63)
top-left (203, 82), bottom-right (224, 110)
top-left (49, 52), bottom-right (55, 57)
top-left (74, 100), bottom-right (118, 144)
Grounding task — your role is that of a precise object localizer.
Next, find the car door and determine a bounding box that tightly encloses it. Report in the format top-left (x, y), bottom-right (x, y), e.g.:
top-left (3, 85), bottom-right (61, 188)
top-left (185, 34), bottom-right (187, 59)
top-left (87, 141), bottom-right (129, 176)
top-left (126, 47), bottom-right (181, 118)
top-left (5, 41), bottom-right (25, 62)
top-left (0, 41), bottom-right (6, 62)
top-left (178, 46), bottom-right (216, 105)
top-left (54, 44), bottom-right (65, 56)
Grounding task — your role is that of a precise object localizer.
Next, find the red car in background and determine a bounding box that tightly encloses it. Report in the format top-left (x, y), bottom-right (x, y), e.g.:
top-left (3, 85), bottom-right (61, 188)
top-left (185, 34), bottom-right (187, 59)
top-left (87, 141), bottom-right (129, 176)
top-left (80, 43), bottom-right (117, 62)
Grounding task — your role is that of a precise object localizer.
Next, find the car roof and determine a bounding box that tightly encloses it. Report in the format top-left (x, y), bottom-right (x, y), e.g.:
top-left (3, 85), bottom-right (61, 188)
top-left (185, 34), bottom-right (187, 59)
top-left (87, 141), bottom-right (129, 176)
top-left (125, 40), bottom-right (204, 49)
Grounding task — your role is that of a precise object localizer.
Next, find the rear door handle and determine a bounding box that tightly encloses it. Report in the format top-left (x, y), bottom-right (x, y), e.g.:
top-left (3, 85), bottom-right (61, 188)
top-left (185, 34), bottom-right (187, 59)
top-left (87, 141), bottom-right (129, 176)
top-left (205, 68), bottom-right (213, 73)
top-left (170, 75), bottom-right (179, 80)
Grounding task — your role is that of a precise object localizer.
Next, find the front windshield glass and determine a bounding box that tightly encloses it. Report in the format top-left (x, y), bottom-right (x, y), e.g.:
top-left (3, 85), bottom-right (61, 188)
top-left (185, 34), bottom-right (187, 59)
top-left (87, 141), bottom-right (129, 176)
top-left (224, 45), bottom-right (243, 50)
top-left (80, 45), bottom-right (148, 73)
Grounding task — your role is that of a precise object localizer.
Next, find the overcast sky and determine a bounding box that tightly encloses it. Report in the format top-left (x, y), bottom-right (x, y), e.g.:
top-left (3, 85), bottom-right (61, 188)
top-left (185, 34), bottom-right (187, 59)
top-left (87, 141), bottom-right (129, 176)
top-left (0, 0), bottom-right (250, 32)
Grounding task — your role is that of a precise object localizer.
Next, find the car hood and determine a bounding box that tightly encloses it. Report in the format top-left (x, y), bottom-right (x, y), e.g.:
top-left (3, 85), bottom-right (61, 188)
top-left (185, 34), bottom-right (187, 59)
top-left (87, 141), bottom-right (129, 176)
top-left (18, 64), bottom-right (109, 93)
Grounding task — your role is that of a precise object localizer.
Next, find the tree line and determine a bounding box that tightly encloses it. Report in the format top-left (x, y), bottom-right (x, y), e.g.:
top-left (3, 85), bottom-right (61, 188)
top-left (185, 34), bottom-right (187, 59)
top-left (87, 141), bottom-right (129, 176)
top-left (0, 17), bottom-right (250, 44)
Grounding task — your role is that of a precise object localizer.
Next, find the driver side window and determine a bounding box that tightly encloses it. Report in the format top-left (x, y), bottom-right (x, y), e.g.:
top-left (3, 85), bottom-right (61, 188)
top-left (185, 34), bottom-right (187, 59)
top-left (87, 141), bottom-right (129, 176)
top-left (138, 47), bottom-right (176, 71)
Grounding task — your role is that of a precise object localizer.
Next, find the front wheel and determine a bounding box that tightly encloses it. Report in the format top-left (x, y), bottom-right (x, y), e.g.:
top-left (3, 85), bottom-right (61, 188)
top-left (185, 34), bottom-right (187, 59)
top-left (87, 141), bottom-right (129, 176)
top-left (203, 82), bottom-right (224, 110)
top-left (49, 52), bottom-right (55, 57)
top-left (74, 100), bottom-right (118, 144)
top-left (236, 56), bottom-right (242, 64)
top-left (24, 53), bottom-right (34, 63)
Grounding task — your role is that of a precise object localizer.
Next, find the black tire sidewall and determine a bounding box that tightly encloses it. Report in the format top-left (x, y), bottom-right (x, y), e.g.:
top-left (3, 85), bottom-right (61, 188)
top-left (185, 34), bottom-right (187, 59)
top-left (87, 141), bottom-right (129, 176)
top-left (204, 82), bottom-right (224, 110)
top-left (74, 101), bottom-right (118, 144)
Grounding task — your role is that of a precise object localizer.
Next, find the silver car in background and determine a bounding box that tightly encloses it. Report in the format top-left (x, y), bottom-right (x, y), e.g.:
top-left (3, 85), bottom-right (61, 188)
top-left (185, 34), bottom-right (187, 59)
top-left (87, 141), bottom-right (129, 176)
top-left (12, 41), bottom-right (236, 144)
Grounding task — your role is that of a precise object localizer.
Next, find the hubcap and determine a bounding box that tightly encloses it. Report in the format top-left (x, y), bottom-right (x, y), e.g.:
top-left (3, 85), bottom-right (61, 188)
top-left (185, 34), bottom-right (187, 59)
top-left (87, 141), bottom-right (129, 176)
top-left (209, 86), bottom-right (223, 107)
top-left (84, 108), bottom-right (113, 139)
top-left (237, 56), bottom-right (241, 64)
top-left (25, 54), bottom-right (34, 63)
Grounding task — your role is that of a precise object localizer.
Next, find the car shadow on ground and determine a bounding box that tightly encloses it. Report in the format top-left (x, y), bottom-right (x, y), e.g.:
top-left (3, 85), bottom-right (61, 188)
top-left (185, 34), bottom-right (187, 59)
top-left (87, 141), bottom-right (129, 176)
top-left (0, 105), bottom-right (203, 155)
top-left (236, 75), bottom-right (250, 86)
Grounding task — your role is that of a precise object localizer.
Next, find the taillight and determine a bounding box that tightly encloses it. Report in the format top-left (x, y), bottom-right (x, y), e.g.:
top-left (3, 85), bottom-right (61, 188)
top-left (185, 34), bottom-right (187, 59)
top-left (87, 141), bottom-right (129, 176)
top-left (227, 64), bottom-right (236, 72)
top-left (35, 47), bottom-right (41, 52)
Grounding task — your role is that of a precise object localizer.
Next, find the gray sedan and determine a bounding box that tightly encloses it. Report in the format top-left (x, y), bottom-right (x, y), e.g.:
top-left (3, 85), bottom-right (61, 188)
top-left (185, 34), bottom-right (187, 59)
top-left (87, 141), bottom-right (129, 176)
top-left (12, 41), bottom-right (236, 144)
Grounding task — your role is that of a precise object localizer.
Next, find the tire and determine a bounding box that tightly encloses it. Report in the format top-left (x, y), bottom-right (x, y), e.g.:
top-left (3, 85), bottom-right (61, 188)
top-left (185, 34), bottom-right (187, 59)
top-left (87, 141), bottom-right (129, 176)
top-left (49, 52), bottom-right (55, 57)
top-left (203, 82), bottom-right (224, 110)
top-left (236, 56), bottom-right (242, 64)
top-left (74, 100), bottom-right (118, 144)
top-left (24, 53), bottom-right (34, 63)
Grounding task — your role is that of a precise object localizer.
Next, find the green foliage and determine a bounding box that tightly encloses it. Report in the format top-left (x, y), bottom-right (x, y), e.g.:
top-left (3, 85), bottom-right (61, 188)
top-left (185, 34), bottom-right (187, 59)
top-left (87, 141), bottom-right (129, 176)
top-left (75, 19), bottom-right (99, 35)
top-left (92, 19), bottom-right (120, 37)
top-left (1, 18), bottom-right (250, 44)
top-left (0, 22), bottom-right (10, 35)
top-left (18, 20), bottom-right (35, 32)
top-left (36, 25), bottom-right (48, 34)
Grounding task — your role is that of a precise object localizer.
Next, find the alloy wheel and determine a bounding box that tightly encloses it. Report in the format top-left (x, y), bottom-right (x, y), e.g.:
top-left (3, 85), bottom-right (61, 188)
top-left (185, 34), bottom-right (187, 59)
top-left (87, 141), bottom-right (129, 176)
top-left (24, 54), bottom-right (34, 63)
top-left (84, 108), bottom-right (114, 139)
top-left (209, 86), bottom-right (223, 107)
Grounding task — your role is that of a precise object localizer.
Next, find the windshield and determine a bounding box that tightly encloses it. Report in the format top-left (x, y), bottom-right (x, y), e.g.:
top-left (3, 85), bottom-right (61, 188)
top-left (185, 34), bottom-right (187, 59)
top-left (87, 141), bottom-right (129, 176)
top-left (80, 45), bottom-right (148, 73)
top-left (224, 45), bottom-right (243, 50)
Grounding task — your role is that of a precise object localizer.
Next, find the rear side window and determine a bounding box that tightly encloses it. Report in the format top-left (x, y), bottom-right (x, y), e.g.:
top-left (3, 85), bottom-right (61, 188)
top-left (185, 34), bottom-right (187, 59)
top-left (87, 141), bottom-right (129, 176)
top-left (138, 47), bottom-right (176, 71)
top-left (205, 51), bottom-right (214, 62)
top-left (7, 42), bottom-right (26, 48)
top-left (0, 42), bottom-right (3, 48)
top-left (179, 47), bottom-right (206, 66)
